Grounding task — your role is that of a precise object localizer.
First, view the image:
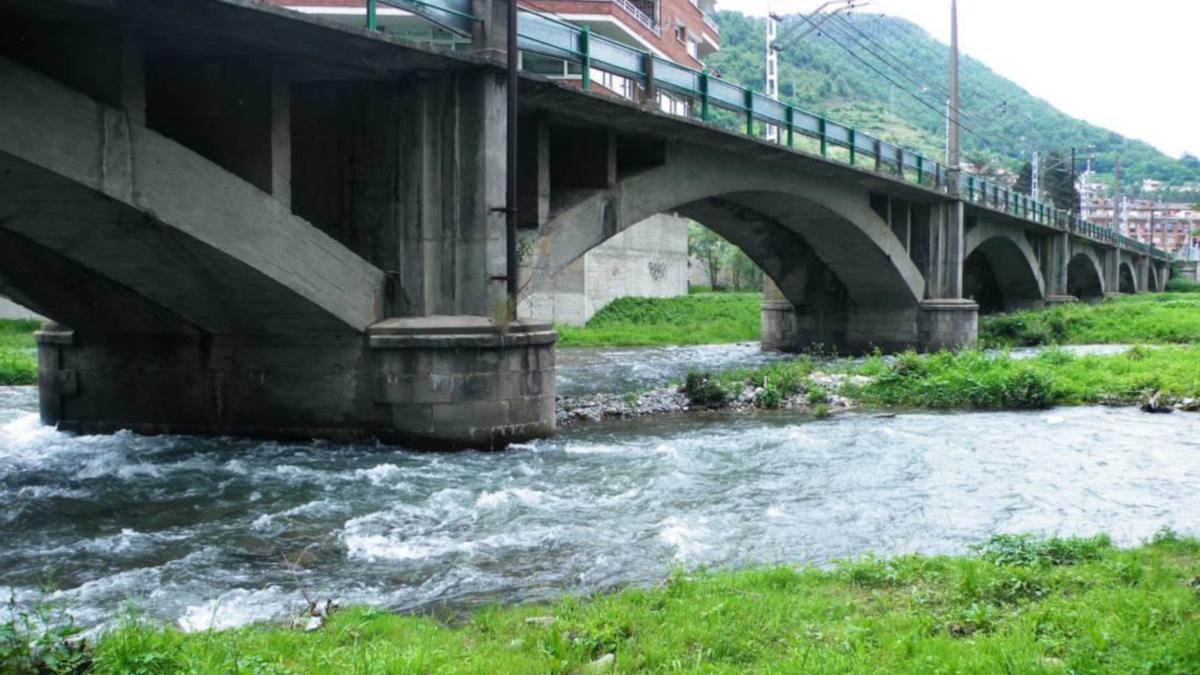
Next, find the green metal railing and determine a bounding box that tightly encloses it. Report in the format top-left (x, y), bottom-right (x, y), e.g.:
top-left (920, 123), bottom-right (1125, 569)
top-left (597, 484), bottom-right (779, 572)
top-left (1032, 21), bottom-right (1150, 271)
top-left (359, 4), bottom-right (1169, 261)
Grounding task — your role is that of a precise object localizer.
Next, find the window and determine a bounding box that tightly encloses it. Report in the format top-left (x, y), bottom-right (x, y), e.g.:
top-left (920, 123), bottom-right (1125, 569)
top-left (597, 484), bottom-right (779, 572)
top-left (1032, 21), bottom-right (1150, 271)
top-left (687, 37), bottom-right (698, 58)
top-left (675, 25), bottom-right (686, 43)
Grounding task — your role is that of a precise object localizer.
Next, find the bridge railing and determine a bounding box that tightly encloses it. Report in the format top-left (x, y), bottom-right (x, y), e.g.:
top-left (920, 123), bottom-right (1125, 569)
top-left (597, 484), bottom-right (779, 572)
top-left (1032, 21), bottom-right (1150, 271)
top-left (355, 6), bottom-right (1168, 261)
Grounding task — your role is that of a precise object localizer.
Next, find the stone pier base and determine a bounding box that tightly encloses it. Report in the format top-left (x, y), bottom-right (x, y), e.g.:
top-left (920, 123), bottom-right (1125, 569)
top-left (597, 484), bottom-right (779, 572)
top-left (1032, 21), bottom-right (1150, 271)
top-left (917, 300), bottom-right (978, 352)
top-left (36, 317), bottom-right (556, 450)
top-left (762, 299), bottom-right (980, 354)
top-left (1044, 295), bottom-right (1078, 305)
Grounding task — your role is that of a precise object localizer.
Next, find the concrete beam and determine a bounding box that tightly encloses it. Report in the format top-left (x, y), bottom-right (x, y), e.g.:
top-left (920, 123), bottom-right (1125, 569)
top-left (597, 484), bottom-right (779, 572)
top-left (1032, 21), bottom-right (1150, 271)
top-left (0, 55), bottom-right (384, 333)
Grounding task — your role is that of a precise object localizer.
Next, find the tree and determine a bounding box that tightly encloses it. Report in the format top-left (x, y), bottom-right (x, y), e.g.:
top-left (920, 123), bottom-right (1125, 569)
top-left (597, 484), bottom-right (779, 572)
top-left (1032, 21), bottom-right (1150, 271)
top-left (1042, 151), bottom-right (1078, 211)
top-left (688, 223), bottom-right (727, 289)
top-left (1014, 161), bottom-right (1033, 195)
top-left (727, 247), bottom-right (763, 291)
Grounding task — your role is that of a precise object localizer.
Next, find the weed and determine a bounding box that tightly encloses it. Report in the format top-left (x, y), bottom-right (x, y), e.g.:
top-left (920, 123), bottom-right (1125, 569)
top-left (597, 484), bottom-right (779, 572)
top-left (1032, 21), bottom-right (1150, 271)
top-left (683, 371), bottom-right (728, 407)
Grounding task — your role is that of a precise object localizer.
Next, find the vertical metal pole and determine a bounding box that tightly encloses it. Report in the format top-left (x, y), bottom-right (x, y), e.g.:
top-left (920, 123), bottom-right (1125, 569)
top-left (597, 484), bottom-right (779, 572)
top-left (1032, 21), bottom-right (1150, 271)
top-left (580, 26), bottom-right (591, 91)
top-left (744, 88), bottom-right (754, 136)
top-left (699, 73), bottom-right (710, 121)
top-left (946, 0), bottom-right (960, 196)
top-left (505, 0), bottom-right (519, 311)
top-left (643, 52), bottom-right (656, 106)
top-left (848, 128), bottom-right (856, 166)
top-left (366, 0), bottom-right (377, 30)
top-left (1070, 146), bottom-right (1078, 216)
top-left (785, 107), bottom-right (794, 147)
top-left (818, 117), bottom-right (827, 157)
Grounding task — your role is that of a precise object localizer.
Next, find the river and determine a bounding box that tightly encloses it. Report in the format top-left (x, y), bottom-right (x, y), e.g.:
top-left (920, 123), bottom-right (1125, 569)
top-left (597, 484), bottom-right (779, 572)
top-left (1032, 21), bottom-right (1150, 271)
top-left (1, 344), bottom-right (1197, 631)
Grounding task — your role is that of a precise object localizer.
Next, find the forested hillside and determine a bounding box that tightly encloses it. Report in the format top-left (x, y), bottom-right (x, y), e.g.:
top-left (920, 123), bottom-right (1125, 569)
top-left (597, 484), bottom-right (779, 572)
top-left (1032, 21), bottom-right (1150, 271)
top-left (706, 11), bottom-right (1199, 190)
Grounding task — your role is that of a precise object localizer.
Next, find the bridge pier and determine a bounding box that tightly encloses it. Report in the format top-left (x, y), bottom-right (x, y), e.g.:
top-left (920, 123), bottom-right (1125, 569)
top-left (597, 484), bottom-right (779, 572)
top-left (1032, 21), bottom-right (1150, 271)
top-left (761, 200), bottom-right (978, 353)
top-left (1, 0), bottom-right (557, 449)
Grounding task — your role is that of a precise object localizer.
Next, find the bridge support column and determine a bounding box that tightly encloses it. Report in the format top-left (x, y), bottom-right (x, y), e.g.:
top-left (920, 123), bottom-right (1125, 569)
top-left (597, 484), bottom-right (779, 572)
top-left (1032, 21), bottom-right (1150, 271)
top-left (1102, 248), bottom-right (1121, 299)
top-left (914, 201), bottom-right (977, 350)
top-left (760, 277), bottom-right (798, 352)
top-left (1043, 232), bottom-right (1076, 304)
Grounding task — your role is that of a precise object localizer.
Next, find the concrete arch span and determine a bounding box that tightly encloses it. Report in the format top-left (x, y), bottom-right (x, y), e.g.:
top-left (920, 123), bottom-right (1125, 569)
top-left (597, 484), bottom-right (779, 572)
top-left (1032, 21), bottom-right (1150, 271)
top-left (532, 144), bottom-right (927, 351)
top-left (0, 55), bottom-right (385, 336)
top-left (962, 224), bottom-right (1045, 312)
top-left (1067, 248), bottom-right (1106, 300)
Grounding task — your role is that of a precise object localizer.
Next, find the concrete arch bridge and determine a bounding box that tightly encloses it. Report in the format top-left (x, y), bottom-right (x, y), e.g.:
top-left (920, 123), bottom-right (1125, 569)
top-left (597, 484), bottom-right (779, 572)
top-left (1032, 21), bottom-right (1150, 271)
top-left (0, 0), bottom-right (1170, 447)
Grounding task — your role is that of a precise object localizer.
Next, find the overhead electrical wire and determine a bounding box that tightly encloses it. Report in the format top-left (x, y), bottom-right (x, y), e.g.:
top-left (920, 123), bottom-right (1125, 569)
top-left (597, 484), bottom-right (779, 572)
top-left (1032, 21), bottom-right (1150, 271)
top-left (784, 9), bottom-right (978, 136)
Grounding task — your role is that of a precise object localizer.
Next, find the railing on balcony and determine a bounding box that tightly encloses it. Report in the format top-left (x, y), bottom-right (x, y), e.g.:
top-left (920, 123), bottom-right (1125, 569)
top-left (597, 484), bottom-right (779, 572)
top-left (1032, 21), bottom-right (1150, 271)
top-left (702, 12), bottom-right (719, 34)
top-left (610, 0), bottom-right (661, 36)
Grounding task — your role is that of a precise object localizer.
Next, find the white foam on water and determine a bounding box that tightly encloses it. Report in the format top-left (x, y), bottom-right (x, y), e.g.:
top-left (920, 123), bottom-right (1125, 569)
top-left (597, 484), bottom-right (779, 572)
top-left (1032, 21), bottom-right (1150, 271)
top-left (658, 515), bottom-right (710, 561)
top-left (475, 487), bottom-right (545, 509)
top-left (177, 586), bottom-right (294, 632)
top-left (354, 463), bottom-right (404, 485)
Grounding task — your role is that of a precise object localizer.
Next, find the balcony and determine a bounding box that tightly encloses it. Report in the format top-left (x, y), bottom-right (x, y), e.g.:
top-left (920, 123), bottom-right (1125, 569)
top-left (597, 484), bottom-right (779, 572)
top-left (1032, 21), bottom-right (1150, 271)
top-left (702, 12), bottom-right (719, 34)
top-left (610, 0), bottom-right (660, 36)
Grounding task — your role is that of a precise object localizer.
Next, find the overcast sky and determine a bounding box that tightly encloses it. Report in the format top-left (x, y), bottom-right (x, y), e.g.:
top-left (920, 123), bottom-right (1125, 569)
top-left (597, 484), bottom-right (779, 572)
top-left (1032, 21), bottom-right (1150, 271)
top-left (714, 0), bottom-right (1200, 159)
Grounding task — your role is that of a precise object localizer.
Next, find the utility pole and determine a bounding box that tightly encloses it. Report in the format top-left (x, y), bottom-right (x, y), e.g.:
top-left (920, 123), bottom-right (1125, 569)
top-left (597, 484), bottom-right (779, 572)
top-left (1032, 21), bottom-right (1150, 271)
top-left (946, 0), bottom-right (960, 194)
top-left (765, 5), bottom-right (779, 142)
top-left (1031, 151), bottom-right (1039, 200)
top-left (1070, 146), bottom-right (1077, 218)
top-left (1113, 157), bottom-right (1122, 235)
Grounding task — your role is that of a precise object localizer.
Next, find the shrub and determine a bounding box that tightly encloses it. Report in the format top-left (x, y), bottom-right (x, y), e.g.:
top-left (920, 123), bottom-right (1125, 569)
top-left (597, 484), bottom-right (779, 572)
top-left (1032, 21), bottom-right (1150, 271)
top-left (1001, 368), bottom-right (1053, 409)
top-left (974, 534), bottom-right (1111, 567)
top-left (684, 371), bottom-right (728, 407)
top-left (1165, 275), bottom-right (1200, 293)
top-left (755, 383), bottom-right (782, 409)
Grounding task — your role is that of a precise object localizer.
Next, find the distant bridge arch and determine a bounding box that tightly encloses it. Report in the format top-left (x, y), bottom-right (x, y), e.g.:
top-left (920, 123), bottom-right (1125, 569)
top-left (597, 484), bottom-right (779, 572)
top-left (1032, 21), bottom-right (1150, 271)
top-left (530, 143), bottom-right (927, 350)
top-left (1067, 249), bottom-right (1106, 300)
top-left (963, 222), bottom-right (1045, 312)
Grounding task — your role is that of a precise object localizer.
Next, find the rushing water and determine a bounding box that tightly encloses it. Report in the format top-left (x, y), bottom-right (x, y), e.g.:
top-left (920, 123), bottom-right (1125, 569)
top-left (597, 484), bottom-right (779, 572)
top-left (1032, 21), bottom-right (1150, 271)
top-left (1, 343), bottom-right (1197, 632)
top-left (556, 342), bottom-right (784, 396)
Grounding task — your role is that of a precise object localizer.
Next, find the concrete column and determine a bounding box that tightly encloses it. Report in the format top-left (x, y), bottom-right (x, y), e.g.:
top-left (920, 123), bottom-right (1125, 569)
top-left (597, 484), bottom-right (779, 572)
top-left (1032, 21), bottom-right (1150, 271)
top-left (1102, 248), bottom-right (1121, 298)
top-left (760, 276), bottom-right (799, 352)
top-left (270, 65), bottom-right (291, 208)
top-left (517, 115), bottom-right (550, 229)
top-left (1044, 232), bottom-right (1075, 304)
top-left (917, 200), bottom-right (977, 350)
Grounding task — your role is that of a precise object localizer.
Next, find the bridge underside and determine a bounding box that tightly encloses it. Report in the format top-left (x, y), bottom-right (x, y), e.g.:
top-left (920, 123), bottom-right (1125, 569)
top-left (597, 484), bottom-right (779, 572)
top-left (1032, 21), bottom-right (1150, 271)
top-left (0, 1), bottom-right (556, 449)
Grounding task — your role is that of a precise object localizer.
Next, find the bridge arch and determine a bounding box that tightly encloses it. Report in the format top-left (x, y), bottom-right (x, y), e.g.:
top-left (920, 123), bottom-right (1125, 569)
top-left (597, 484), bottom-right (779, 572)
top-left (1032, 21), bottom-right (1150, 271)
top-left (962, 224), bottom-right (1045, 312)
top-left (1118, 261), bottom-right (1137, 294)
top-left (1148, 264), bottom-right (1162, 292)
top-left (1066, 249), bottom-right (1105, 300)
top-left (530, 144), bottom-right (926, 350)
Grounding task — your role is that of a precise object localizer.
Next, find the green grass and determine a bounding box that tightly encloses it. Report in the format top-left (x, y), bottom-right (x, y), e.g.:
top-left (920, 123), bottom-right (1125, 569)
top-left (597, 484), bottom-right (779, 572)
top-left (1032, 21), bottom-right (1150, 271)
top-left (78, 533), bottom-right (1200, 673)
top-left (556, 293), bottom-right (761, 347)
top-left (0, 319), bottom-right (38, 386)
top-left (684, 345), bottom-right (1200, 412)
top-left (848, 346), bottom-right (1200, 409)
top-left (981, 293), bottom-right (1200, 348)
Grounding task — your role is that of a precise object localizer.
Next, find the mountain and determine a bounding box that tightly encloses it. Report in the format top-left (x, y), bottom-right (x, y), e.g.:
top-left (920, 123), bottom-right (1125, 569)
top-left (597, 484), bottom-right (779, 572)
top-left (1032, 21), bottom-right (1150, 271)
top-left (705, 11), bottom-right (1200, 193)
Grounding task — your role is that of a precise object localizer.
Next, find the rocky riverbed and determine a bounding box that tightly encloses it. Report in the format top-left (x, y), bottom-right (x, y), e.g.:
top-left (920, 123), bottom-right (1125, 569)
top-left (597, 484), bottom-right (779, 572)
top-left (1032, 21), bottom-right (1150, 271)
top-left (556, 371), bottom-right (867, 427)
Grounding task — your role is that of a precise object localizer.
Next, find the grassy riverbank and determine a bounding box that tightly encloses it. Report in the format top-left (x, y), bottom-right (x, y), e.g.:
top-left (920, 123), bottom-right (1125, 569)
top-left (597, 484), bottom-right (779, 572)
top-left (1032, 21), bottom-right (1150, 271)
top-left (0, 319), bottom-right (37, 386)
top-left (692, 344), bottom-right (1200, 412)
top-left (70, 533), bottom-right (1200, 673)
top-left (980, 292), bottom-right (1200, 347)
top-left (556, 292), bottom-right (761, 347)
